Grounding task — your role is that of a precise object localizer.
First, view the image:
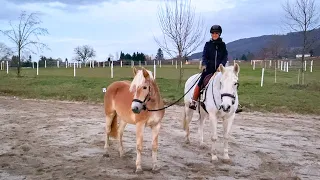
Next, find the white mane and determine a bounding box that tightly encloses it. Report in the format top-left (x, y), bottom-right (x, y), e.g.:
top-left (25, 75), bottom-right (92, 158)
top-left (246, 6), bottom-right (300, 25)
top-left (129, 69), bottom-right (154, 92)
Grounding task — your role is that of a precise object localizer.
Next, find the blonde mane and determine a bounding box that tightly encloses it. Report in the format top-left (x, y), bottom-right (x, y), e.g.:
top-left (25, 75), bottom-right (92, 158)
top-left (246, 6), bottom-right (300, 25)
top-left (129, 69), bottom-right (154, 92)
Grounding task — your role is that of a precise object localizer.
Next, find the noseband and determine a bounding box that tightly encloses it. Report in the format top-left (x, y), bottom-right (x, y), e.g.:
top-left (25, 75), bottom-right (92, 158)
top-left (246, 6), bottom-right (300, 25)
top-left (214, 82), bottom-right (239, 110)
top-left (132, 86), bottom-right (151, 111)
top-left (221, 93), bottom-right (236, 105)
top-left (221, 82), bottom-right (239, 105)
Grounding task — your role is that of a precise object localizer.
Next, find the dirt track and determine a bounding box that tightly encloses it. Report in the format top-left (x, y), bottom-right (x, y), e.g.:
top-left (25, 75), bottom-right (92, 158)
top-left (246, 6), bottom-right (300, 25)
top-left (0, 96), bottom-right (319, 180)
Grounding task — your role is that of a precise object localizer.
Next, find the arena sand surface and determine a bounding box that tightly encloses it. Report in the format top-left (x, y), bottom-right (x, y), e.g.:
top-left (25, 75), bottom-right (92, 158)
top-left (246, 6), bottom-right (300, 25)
top-left (0, 96), bottom-right (319, 180)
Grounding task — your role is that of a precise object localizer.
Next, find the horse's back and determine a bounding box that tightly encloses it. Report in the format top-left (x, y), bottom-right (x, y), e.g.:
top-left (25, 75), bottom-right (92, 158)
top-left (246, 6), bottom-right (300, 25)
top-left (183, 73), bottom-right (201, 103)
top-left (104, 81), bottom-right (132, 113)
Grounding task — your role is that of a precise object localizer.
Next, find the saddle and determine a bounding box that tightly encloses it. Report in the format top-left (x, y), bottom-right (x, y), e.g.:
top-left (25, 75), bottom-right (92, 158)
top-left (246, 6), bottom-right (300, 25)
top-left (199, 73), bottom-right (216, 102)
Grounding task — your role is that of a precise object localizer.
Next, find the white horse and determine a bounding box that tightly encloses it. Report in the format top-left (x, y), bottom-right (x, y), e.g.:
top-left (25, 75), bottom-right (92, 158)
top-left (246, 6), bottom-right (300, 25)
top-left (182, 63), bottom-right (240, 162)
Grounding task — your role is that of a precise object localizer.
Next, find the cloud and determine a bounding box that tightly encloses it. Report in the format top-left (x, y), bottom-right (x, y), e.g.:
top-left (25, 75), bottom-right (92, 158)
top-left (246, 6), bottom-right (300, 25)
top-left (8, 0), bottom-right (111, 6)
top-left (2, 0), bottom-right (317, 60)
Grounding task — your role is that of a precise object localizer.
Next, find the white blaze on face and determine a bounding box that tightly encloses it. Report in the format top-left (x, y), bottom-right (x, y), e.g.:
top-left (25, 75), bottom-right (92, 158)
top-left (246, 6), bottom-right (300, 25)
top-left (130, 70), bottom-right (148, 113)
top-left (220, 78), bottom-right (234, 112)
top-left (218, 65), bottom-right (239, 112)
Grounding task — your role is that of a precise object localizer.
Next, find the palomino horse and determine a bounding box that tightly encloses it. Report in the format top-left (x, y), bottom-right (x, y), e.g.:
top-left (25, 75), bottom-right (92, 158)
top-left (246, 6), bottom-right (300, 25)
top-left (103, 67), bottom-right (165, 173)
top-left (182, 63), bottom-right (240, 162)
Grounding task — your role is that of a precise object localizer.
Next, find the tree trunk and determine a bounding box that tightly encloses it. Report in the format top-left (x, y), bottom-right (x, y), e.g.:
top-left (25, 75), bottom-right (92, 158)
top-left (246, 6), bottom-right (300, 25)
top-left (18, 47), bottom-right (21, 77)
top-left (178, 51), bottom-right (183, 88)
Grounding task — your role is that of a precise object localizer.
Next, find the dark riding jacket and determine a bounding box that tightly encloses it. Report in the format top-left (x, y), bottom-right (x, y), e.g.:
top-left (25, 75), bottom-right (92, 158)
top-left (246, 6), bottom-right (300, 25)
top-left (201, 38), bottom-right (228, 73)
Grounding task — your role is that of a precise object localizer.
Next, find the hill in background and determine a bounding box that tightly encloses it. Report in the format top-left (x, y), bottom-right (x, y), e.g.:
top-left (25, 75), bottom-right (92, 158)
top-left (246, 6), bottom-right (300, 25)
top-left (189, 28), bottom-right (320, 60)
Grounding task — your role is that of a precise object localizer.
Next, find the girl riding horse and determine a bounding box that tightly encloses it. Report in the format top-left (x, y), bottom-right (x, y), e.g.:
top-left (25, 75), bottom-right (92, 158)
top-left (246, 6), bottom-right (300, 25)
top-left (189, 25), bottom-right (242, 113)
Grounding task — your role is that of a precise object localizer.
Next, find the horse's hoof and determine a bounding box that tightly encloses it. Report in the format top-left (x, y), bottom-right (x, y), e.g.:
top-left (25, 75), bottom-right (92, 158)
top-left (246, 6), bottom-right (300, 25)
top-left (200, 142), bottom-right (206, 149)
top-left (119, 150), bottom-right (124, 157)
top-left (135, 168), bottom-right (143, 174)
top-left (211, 155), bottom-right (218, 162)
top-left (103, 153), bottom-right (110, 158)
top-left (104, 144), bottom-right (110, 149)
top-left (185, 139), bottom-right (190, 144)
top-left (152, 165), bottom-right (160, 173)
top-left (222, 158), bottom-right (232, 164)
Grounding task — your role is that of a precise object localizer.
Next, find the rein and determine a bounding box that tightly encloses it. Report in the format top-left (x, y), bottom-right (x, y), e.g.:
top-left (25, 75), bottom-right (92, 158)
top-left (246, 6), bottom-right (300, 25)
top-left (132, 73), bottom-right (202, 112)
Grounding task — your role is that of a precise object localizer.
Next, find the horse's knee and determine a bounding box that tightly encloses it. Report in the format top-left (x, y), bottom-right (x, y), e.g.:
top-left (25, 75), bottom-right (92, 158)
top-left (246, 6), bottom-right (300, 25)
top-left (223, 134), bottom-right (229, 140)
top-left (211, 136), bottom-right (217, 142)
top-left (152, 144), bottom-right (158, 152)
top-left (136, 143), bottom-right (143, 152)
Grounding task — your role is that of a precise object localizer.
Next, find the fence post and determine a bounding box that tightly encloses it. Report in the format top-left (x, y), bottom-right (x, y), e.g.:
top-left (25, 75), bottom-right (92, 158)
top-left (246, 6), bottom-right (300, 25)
top-left (274, 61), bottom-right (277, 83)
top-left (74, 62), bottom-right (76, 77)
top-left (111, 61), bottom-right (114, 78)
top-left (37, 61), bottom-right (39, 75)
top-left (153, 60), bottom-right (156, 79)
top-left (6, 61), bottom-right (9, 74)
top-left (261, 68), bottom-right (264, 87)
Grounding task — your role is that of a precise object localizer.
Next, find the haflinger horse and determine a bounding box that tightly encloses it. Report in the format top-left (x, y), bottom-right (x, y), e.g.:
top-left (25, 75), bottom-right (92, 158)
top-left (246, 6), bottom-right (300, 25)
top-left (103, 67), bottom-right (165, 173)
top-left (182, 63), bottom-right (240, 163)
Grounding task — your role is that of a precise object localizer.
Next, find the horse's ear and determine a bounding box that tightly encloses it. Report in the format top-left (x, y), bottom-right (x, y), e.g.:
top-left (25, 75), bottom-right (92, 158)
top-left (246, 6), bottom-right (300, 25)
top-left (142, 67), bottom-right (150, 78)
top-left (234, 63), bottom-right (240, 75)
top-left (218, 64), bottom-right (225, 73)
top-left (133, 66), bottom-right (138, 76)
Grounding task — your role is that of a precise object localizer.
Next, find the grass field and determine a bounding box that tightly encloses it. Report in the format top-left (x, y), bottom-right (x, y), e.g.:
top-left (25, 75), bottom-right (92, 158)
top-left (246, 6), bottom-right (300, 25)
top-left (1, 61), bottom-right (320, 114)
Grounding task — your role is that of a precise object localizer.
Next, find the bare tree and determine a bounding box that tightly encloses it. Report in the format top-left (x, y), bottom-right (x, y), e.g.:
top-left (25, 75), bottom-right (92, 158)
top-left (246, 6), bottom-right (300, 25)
top-left (268, 36), bottom-right (284, 59)
top-left (155, 0), bottom-right (206, 86)
top-left (74, 45), bottom-right (96, 63)
top-left (282, 0), bottom-right (320, 84)
top-left (0, 43), bottom-right (13, 61)
top-left (0, 11), bottom-right (49, 76)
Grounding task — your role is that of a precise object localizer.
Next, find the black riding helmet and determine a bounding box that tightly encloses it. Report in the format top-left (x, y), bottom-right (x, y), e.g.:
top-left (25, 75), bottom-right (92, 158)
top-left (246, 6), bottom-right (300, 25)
top-left (210, 25), bottom-right (222, 34)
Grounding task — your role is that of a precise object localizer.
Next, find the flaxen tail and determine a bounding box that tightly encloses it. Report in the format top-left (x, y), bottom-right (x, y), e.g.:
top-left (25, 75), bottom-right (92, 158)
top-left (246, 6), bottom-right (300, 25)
top-left (109, 114), bottom-right (118, 138)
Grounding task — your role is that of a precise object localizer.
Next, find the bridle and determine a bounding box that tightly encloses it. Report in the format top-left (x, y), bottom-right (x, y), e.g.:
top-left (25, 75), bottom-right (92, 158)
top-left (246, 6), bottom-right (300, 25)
top-left (220, 82), bottom-right (239, 106)
top-left (132, 85), bottom-right (151, 111)
top-left (212, 81), bottom-right (239, 110)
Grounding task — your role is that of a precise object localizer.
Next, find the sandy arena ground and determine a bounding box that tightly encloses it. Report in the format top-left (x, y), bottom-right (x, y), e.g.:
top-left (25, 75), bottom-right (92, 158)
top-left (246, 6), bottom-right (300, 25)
top-left (0, 96), bottom-right (319, 180)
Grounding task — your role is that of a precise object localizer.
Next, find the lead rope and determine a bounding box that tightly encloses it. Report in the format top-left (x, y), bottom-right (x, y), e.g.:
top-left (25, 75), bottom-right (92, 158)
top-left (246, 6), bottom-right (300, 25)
top-left (147, 73), bottom-right (202, 112)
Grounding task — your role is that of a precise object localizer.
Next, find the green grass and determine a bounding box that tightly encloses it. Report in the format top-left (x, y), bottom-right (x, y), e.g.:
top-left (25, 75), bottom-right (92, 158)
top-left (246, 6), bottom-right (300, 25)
top-left (1, 62), bottom-right (320, 115)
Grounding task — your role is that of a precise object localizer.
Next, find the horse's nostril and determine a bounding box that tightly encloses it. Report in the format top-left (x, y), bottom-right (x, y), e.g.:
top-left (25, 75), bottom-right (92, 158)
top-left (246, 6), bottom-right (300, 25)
top-left (221, 105), bottom-right (231, 112)
top-left (132, 107), bottom-right (139, 113)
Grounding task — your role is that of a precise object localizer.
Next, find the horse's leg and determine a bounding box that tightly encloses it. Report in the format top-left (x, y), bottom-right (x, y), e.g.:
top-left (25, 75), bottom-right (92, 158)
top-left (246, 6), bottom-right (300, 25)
top-left (182, 105), bottom-right (194, 144)
top-left (222, 114), bottom-right (235, 163)
top-left (209, 111), bottom-right (218, 161)
top-left (104, 112), bottom-right (115, 150)
top-left (135, 122), bottom-right (145, 173)
top-left (118, 120), bottom-right (127, 157)
top-left (198, 109), bottom-right (207, 148)
top-left (151, 123), bottom-right (161, 172)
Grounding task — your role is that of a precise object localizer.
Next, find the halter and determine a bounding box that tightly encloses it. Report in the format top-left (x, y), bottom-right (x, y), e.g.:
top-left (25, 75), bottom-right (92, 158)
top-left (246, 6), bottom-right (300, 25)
top-left (132, 85), bottom-right (151, 111)
top-left (212, 80), bottom-right (239, 110)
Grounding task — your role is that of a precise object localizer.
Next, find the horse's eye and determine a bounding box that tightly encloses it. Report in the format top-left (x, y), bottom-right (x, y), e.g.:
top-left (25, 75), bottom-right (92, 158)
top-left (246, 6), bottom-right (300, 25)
top-left (143, 86), bottom-right (147, 90)
top-left (234, 83), bottom-right (238, 86)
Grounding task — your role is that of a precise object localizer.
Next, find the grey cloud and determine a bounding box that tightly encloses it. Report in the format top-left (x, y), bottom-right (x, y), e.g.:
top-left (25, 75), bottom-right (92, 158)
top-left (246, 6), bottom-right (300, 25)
top-left (203, 0), bottom-right (287, 43)
top-left (7, 0), bottom-right (135, 5)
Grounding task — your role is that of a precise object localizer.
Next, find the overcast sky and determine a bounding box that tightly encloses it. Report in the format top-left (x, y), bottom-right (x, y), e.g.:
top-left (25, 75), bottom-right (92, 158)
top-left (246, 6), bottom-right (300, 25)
top-left (0, 0), bottom-right (317, 61)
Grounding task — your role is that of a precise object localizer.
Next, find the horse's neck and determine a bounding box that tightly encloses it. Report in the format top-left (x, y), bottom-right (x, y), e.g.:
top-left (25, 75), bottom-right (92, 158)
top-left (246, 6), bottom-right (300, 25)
top-left (211, 72), bottom-right (221, 91)
top-left (149, 81), bottom-right (163, 107)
